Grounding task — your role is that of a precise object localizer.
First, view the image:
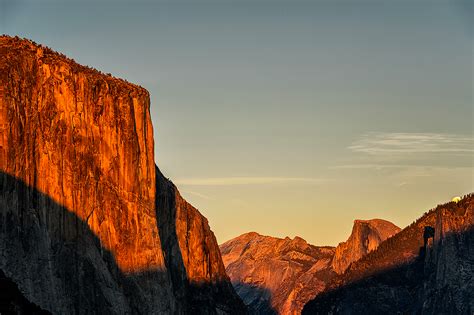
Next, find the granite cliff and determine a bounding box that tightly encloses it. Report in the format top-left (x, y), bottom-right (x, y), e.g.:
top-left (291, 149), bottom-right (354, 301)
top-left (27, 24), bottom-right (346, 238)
top-left (0, 35), bottom-right (245, 314)
top-left (303, 194), bottom-right (474, 314)
top-left (220, 219), bottom-right (399, 314)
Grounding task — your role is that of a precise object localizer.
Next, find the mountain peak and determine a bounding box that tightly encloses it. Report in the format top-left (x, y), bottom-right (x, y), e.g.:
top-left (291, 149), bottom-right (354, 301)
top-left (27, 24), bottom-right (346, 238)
top-left (220, 233), bottom-right (335, 314)
top-left (241, 231), bottom-right (262, 238)
top-left (332, 218), bottom-right (401, 274)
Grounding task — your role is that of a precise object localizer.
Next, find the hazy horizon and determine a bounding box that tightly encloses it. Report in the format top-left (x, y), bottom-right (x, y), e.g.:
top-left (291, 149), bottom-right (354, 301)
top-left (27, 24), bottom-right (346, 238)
top-left (2, 0), bottom-right (472, 246)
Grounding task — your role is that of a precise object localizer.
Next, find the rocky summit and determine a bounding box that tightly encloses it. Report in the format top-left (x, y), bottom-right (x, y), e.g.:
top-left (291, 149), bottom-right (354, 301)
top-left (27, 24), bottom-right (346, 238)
top-left (220, 218), bottom-right (400, 314)
top-left (0, 36), bottom-right (245, 314)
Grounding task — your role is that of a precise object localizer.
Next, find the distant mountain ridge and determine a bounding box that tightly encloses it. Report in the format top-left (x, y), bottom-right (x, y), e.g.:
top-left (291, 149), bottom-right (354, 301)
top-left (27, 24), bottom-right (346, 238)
top-left (220, 218), bottom-right (400, 314)
top-left (303, 194), bottom-right (474, 314)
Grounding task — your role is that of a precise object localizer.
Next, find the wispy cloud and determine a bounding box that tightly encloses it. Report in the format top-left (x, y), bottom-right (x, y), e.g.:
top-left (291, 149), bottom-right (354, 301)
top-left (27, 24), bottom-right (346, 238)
top-left (348, 132), bottom-right (474, 155)
top-left (330, 164), bottom-right (472, 171)
top-left (175, 177), bottom-right (323, 186)
top-left (331, 132), bottom-right (473, 179)
top-left (330, 164), bottom-right (410, 170)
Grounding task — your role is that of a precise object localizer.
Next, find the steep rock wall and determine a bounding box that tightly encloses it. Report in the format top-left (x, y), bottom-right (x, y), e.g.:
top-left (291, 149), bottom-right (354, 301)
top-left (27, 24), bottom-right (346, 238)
top-left (0, 35), bottom-right (162, 272)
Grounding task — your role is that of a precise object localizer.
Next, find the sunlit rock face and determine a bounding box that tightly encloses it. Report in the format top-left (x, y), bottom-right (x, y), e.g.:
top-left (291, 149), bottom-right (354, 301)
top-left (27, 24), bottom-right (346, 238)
top-left (0, 35), bottom-right (161, 273)
top-left (220, 233), bottom-right (337, 315)
top-left (331, 219), bottom-right (401, 274)
top-left (0, 36), bottom-right (245, 314)
top-left (303, 195), bottom-right (474, 314)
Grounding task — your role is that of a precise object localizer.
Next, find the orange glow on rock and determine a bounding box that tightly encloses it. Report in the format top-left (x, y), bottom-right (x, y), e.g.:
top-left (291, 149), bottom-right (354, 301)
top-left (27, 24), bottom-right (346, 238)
top-left (0, 36), bottom-right (165, 273)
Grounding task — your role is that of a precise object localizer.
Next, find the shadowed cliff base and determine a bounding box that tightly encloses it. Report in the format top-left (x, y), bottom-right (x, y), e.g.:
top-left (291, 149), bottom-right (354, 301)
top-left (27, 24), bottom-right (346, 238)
top-left (0, 171), bottom-right (174, 314)
top-left (0, 171), bottom-right (245, 314)
top-left (303, 226), bottom-right (474, 315)
top-left (0, 269), bottom-right (50, 315)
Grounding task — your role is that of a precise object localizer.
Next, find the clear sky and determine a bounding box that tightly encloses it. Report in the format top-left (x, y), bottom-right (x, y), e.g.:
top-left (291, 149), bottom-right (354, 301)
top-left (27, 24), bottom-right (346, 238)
top-left (2, 0), bottom-right (473, 245)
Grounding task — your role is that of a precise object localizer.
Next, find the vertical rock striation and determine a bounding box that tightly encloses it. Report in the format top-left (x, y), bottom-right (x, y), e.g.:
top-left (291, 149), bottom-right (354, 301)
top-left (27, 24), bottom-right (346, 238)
top-left (0, 36), bottom-right (245, 314)
top-left (0, 35), bottom-right (162, 272)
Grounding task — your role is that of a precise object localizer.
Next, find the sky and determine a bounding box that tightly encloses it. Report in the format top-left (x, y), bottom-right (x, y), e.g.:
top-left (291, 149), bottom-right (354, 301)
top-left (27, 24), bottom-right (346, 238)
top-left (2, 0), bottom-right (473, 245)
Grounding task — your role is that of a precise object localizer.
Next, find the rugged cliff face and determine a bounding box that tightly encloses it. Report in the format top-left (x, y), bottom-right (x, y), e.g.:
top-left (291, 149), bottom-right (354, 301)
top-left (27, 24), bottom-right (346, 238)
top-left (0, 35), bottom-right (245, 314)
top-left (303, 195), bottom-right (474, 315)
top-left (331, 219), bottom-right (400, 274)
top-left (220, 233), bottom-right (336, 315)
